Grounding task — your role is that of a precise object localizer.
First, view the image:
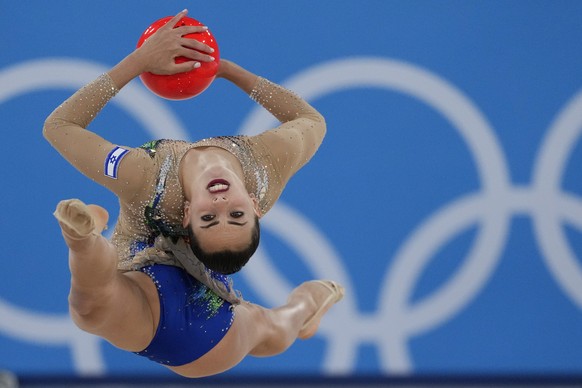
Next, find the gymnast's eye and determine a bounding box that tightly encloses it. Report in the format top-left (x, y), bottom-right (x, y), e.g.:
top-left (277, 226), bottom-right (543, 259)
top-left (230, 211), bottom-right (244, 218)
top-left (201, 214), bottom-right (215, 222)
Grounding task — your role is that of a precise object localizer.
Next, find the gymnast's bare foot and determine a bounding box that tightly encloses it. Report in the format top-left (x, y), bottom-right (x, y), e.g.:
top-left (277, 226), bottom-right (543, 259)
top-left (53, 199), bottom-right (109, 240)
top-left (296, 280), bottom-right (344, 340)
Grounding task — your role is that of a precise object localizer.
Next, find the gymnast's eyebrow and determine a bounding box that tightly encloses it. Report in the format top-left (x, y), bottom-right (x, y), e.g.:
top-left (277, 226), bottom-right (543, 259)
top-left (228, 221), bottom-right (247, 226)
top-left (200, 221), bottom-right (248, 229)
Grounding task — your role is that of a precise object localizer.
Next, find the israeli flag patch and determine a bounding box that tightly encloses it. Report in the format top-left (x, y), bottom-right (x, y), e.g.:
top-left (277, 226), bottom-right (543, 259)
top-left (104, 146), bottom-right (129, 179)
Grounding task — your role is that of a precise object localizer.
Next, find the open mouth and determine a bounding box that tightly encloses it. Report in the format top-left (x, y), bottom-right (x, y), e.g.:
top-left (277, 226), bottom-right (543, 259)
top-left (207, 179), bottom-right (230, 193)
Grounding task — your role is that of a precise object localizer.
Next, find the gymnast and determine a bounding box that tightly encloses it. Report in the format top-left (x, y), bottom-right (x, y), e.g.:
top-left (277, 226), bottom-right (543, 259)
top-left (43, 10), bottom-right (343, 377)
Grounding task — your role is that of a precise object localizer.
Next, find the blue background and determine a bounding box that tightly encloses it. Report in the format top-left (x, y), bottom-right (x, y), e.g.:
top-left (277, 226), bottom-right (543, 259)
top-left (0, 0), bottom-right (581, 379)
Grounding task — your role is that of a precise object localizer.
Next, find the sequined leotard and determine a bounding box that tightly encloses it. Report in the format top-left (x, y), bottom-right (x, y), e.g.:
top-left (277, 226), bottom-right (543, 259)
top-left (43, 73), bottom-right (326, 366)
top-left (44, 73), bottom-right (325, 270)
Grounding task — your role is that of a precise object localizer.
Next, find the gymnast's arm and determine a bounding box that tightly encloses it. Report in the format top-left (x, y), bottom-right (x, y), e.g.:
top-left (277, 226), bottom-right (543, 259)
top-left (218, 60), bottom-right (326, 184)
top-left (42, 9), bottom-right (215, 200)
top-left (42, 72), bottom-right (150, 200)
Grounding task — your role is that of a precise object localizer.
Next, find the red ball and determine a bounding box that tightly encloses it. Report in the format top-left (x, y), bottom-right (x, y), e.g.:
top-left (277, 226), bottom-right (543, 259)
top-left (136, 16), bottom-right (219, 100)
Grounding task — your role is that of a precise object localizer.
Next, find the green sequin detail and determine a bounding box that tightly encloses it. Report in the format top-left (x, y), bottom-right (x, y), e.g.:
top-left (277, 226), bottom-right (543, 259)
top-left (188, 285), bottom-right (226, 319)
top-left (139, 140), bottom-right (162, 157)
top-left (201, 289), bottom-right (226, 319)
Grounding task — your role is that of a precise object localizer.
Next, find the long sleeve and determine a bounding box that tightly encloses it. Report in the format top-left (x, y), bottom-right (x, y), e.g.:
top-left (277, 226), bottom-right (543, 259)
top-left (43, 74), bottom-right (155, 200)
top-left (246, 77), bottom-right (326, 213)
top-left (250, 77), bottom-right (326, 185)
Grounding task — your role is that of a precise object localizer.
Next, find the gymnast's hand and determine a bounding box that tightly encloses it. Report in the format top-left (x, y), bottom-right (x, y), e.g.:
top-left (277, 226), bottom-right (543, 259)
top-left (135, 9), bottom-right (216, 75)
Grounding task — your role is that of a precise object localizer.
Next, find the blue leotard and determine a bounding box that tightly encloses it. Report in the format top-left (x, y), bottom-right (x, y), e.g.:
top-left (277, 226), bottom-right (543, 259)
top-left (134, 264), bottom-right (235, 366)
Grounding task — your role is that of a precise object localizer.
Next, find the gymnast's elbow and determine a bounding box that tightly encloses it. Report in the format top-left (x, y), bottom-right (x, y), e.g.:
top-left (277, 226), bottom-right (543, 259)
top-left (42, 115), bottom-right (66, 145)
top-left (312, 111), bottom-right (327, 144)
top-left (42, 115), bottom-right (56, 141)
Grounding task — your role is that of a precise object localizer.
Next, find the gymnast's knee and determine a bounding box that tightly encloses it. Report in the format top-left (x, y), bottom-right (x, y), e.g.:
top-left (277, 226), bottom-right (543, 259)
top-left (67, 288), bottom-right (112, 331)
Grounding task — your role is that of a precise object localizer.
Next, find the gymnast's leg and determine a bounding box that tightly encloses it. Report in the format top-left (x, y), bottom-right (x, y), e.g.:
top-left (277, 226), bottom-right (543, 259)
top-left (53, 199), bottom-right (159, 352)
top-left (170, 280), bottom-right (344, 378)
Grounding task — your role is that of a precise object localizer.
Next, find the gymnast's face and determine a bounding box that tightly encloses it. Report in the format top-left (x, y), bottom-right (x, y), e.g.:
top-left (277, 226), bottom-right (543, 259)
top-left (183, 169), bottom-right (261, 253)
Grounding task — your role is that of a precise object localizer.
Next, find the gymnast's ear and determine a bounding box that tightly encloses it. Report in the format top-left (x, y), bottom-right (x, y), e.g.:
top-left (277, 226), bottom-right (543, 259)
top-left (182, 201), bottom-right (191, 228)
top-left (249, 193), bottom-right (262, 218)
